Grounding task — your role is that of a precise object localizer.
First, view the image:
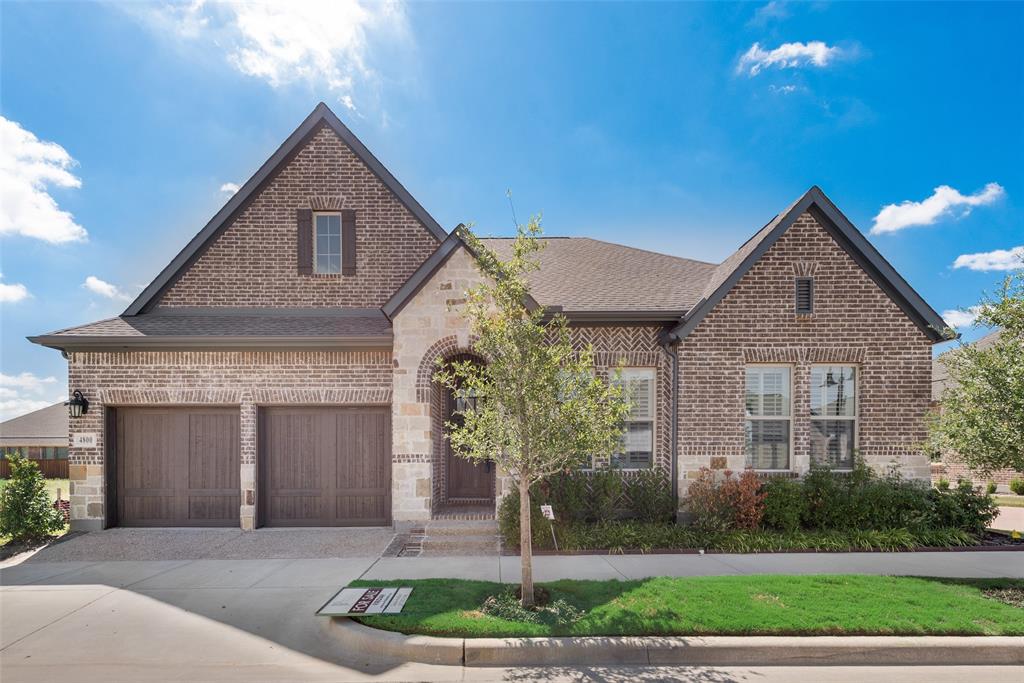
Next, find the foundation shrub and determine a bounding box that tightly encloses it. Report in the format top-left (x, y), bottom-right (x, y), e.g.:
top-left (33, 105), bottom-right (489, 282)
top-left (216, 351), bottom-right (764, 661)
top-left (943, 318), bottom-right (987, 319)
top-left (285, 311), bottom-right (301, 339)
top-left (627, 469), bottom-right (676, 523)
top-left (685, 468), bottom-right (765, 532)
top-left (587, 466), bottom-right (623, 523)
top-left (760, 478), bottom-right (806, 533)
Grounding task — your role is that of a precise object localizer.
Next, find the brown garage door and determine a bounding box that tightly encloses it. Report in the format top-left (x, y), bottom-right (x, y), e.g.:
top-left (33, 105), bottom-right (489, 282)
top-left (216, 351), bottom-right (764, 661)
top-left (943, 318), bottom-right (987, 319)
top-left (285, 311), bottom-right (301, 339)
top-left (115, 407), bottom-right (240, 527)
top-left (258, 407), bottom-right (391, 527)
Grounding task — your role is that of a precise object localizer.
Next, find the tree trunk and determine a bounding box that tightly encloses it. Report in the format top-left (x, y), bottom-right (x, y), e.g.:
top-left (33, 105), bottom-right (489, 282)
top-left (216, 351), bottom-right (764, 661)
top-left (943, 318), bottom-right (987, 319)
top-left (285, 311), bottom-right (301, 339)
top-left (519, 477), bottom-right (534, 607)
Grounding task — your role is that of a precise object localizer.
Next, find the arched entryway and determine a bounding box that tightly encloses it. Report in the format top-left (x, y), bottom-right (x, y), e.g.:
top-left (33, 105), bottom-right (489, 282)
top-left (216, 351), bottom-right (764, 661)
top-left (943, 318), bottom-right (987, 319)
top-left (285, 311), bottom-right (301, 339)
top-left (432, 352), bottom-right (495, 513)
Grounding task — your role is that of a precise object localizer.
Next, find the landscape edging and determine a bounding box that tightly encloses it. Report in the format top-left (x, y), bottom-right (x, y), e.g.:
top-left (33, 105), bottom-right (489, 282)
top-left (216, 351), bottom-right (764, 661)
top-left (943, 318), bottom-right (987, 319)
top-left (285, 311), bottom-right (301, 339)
top-left (327, 618), bottom-right (1024, 667)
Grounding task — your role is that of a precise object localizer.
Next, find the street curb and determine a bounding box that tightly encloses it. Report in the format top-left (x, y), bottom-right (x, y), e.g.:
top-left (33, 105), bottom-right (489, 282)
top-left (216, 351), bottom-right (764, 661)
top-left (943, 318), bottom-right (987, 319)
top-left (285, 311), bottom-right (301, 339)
top-left (327, 619), bottom-right (1024, 666)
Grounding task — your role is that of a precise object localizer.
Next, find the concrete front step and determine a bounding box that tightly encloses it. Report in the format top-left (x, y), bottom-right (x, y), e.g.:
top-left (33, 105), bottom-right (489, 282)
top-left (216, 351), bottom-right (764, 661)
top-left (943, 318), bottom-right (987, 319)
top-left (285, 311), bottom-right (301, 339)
top-left (420, 535), bottom-right (499, 556)
top-left (424, 519), bottom-right (498, 536)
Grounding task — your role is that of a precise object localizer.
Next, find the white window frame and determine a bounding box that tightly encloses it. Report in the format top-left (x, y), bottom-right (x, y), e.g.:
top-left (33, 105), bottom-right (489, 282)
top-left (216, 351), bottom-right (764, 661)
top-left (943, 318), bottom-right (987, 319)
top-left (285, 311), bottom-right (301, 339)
top-left (610, 367), bottom-right (656, 470)
top-left (313, 211), bottom-right (342, 274)
top-left (809, 364), bottom-right (858, 471)
top-left (744, 364), bottom-right (793, 472)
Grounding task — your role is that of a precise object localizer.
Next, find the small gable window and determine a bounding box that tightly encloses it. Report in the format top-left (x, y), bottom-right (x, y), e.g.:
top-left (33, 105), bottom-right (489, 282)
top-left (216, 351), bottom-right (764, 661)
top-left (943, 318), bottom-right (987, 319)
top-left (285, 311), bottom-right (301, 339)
top-left (795, 277), bottom-right (814, 315)
top-left (314, 213), bottom-right (342, 274)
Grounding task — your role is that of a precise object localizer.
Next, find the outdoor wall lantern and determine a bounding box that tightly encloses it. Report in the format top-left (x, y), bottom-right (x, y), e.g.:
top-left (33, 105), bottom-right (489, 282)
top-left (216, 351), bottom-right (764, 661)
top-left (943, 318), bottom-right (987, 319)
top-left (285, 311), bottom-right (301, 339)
top-left (66, 390), bottom-right (89, 418)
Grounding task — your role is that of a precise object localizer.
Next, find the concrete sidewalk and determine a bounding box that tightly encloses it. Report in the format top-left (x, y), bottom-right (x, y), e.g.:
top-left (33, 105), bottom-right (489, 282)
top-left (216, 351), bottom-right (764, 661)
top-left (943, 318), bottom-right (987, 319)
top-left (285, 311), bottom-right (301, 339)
top-left (363, 550), bottom-right (1024, 582)
top-left (4, 550), bottom-right (1022, 588)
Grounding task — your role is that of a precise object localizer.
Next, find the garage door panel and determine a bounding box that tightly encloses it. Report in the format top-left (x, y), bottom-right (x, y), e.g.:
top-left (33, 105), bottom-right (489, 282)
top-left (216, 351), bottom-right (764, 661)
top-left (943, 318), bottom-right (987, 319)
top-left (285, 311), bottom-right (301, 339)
top-left (116, 408), bottom-right (240, 527)
top-left (188, 413), bottom-right (240, 492)
top-left (261, 406), bottom-right (390, 527)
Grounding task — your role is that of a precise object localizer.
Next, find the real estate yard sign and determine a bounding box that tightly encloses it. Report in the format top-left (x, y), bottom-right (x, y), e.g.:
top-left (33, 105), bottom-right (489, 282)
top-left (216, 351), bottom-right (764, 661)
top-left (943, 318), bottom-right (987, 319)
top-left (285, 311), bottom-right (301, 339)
top-left (316, 587), bottom-right (412, 617)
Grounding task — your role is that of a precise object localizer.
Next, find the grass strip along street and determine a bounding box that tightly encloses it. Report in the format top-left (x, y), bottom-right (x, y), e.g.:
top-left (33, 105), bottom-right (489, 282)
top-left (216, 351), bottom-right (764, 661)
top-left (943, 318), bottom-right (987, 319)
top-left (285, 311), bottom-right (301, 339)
top-left (351, 575), bottom-right (1024, 638)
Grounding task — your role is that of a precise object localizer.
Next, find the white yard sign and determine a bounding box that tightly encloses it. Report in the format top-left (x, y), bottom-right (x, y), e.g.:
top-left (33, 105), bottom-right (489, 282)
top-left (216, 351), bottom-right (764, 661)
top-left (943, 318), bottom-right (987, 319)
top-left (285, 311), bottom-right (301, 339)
top-left (316, 587), bottom-right (413, 617)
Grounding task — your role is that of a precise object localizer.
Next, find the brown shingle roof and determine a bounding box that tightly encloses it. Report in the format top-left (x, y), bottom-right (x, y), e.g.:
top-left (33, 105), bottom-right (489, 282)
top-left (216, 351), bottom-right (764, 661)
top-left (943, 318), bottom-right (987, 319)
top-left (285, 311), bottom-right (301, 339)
top-left (480, 237), bottom-right (717, 313)
top-left (30, 309), bottom-right (392, 348)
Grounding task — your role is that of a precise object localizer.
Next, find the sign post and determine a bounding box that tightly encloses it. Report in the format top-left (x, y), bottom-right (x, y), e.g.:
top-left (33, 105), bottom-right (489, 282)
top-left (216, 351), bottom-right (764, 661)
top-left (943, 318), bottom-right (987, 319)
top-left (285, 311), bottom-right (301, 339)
top-left (540, 504), bottom-right (558, 552)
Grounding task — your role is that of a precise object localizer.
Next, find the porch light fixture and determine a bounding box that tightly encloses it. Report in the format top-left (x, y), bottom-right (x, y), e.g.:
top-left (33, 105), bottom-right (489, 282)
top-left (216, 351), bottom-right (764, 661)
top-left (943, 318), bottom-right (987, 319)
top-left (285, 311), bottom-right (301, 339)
top-left (66, 390), bottom-right (89, 418)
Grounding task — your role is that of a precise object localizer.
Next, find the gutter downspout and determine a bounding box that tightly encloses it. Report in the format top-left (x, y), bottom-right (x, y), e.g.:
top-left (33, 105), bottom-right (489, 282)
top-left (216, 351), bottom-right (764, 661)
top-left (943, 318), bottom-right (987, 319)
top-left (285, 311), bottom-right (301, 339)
top-left (660, 331), bottom-right (681, 511)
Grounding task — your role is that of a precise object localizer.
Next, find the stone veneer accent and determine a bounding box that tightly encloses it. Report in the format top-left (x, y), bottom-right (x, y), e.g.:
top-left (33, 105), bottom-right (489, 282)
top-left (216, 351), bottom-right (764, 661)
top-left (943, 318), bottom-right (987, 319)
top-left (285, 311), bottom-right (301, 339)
top-left (391, 245), bottom-right (677, 518)
top-left (392, 247), bottom-right (485, 520)
top-left (66, 350), bottom-right (391, 530)
top-left (676, 211), bottom-right (934, 495)
top-left (158, 123), bottom-right (439, 308)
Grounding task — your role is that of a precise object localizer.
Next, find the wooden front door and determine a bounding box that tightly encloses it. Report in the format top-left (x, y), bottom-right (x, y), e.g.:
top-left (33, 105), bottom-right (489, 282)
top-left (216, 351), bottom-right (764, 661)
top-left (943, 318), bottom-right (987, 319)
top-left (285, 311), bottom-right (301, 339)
top-left (258, 406), bottom-right (391, 527)
top-left (116, 407), bottom-right (240, 527)
top-left (444, 384), bottom-right (493, 501)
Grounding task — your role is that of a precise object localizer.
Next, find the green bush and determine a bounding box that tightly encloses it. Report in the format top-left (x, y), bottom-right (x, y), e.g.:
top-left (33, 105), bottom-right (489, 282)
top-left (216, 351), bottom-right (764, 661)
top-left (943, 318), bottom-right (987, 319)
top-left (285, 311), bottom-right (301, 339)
top-left (497, 486), bottom-right (550, 549)
top-left (1011, 478), bottom-right (1024, 496)
top-left (937, 478), bottom-right (951, 491)
top-left (987, 482), bottom-right (998, 495)
top-left (587, 466), bottom-right (623, 523)
top-left (627, 469), bottom-right (675, 523)
top-left (761, 478), bottom-right (806, 532)
top-left (930, 480), bottom-right (998, 534)
top-left (0, 455), bottom-right (66, 542)
top-left (536, 471), bottom-right (589, 524)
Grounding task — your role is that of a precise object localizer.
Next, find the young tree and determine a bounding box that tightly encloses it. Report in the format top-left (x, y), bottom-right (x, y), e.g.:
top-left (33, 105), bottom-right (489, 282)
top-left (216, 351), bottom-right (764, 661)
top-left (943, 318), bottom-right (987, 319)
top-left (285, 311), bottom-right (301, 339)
top-left (0, 455), bottom-right (66, 542)
top-left (435, 218), bottom-right (631, 607)
top-left (928, 272), bottom-right (1024, 473)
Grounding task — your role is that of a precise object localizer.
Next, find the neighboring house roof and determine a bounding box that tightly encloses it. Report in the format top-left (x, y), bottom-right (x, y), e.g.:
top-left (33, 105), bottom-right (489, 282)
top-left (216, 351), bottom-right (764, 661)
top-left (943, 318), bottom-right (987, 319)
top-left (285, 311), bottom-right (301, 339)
top-left (0, 403), bottom-right (67, 448)
top-left (932, 328), bottom-right (1002, 401)
top-left (29, 309), bottom-right (392, 350)
top-left (123, 102), bottom-right (447, 317)
top-left (668, 186), bottom-right (951, 344)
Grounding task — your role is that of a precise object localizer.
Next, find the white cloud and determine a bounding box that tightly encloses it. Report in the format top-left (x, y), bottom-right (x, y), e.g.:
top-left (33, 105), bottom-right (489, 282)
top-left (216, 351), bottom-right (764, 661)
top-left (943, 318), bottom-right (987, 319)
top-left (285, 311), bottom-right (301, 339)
top-left (748, 2), bottom-right (790, 27)
top-left (942, 306), bottom-right (982, 329)
top-left (737, 41), bottom-right (844, 76)
top-left (871, 183), bottom-right (1005, 235)
top-left (82, 275), bottom-right (133, 302)
top-left (141, 1), bottom-right (411, 110)
top-left (0, 117), bottom-right (87, 244)
top-left (0, 273), bottom-right (31, 303)
top-left (953, 246), bottom-right (1024, 272)
top-left (768, 84), bottom-right (800, 94)
top-left (220, 182), bottom-right (241, 194)
top-left (0, 372), bottom-right (64, 421)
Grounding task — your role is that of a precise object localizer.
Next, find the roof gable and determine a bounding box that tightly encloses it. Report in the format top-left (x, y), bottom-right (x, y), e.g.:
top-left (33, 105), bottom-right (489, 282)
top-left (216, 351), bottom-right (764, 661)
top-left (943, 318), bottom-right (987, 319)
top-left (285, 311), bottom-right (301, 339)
top-left (382, 227), bottom-right (542, 319)
top-left (669, 186), bottom-right (951, 344)
top-left (124, 103), bottom-right (446, 316)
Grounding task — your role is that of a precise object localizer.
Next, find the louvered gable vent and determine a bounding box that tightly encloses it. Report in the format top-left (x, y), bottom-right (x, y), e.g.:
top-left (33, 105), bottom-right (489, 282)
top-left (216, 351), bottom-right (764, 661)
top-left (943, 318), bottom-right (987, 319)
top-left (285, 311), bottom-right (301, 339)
top-left (795, 277), bottom-right (814, 315)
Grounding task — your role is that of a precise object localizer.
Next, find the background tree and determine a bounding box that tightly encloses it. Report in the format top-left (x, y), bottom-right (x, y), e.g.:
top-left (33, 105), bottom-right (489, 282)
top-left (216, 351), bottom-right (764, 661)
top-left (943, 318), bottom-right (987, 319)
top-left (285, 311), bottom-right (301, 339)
top-left (435, 218), bottom-right (630, 607)
top-left (927, 272), bottom-right (1024, 473)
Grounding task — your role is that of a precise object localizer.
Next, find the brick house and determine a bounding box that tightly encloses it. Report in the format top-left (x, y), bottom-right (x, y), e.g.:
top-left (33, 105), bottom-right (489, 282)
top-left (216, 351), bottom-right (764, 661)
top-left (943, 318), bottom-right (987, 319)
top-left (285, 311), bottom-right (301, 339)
top-left (30, 103), bottom-right (950, 531)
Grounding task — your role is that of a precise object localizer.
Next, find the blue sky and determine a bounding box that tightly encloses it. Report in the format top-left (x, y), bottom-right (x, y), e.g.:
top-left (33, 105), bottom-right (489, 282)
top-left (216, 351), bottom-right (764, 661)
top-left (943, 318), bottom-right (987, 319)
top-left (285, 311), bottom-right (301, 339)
top-left (1, 1), bottom-right (1021, 419)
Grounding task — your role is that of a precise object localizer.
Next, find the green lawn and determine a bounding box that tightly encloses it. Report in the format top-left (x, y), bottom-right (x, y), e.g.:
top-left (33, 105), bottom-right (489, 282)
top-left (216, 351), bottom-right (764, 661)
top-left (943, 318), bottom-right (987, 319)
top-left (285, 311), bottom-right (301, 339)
top-left (995, 495), bottom-right (1024, 509)
top-left (351, 576), bottom-right (1024, 638)
top-left (0, 478), bottom-right (70, 501)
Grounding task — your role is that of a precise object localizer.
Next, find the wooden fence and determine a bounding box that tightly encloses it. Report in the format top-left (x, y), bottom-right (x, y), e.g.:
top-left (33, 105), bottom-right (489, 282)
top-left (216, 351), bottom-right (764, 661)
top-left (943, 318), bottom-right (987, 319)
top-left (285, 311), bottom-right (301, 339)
top-left (0, 459), bottom-right (69, 479)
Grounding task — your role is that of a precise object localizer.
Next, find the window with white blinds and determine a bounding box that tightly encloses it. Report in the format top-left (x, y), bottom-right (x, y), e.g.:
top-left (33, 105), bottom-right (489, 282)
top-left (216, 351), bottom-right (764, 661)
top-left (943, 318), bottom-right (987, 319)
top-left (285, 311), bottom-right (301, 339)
top-left (612, 368), bottom-right (655, 469)
top-left (809, 365), bottom-right (857, 469)
top-left (744, 366), bottom-right (791, 470)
